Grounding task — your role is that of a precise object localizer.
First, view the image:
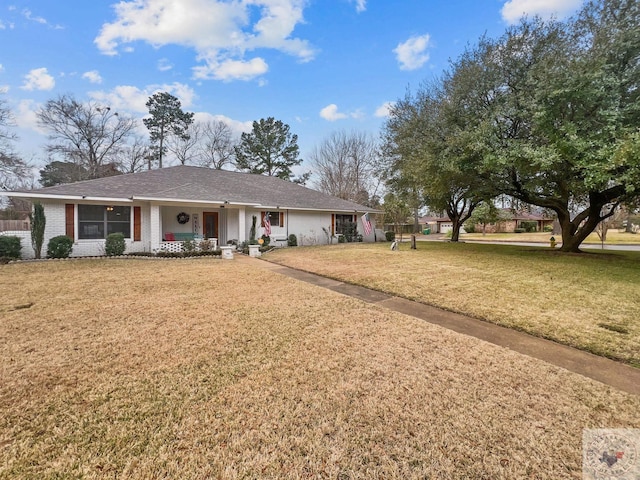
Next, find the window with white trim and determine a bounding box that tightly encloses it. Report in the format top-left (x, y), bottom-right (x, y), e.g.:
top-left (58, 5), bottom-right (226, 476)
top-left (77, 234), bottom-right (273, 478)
top-left (335, 214), bottom-right (356, 235)
top-left (261, 211), bottom-right (284, 227)
top-left (78, 205), bottom-right (131, 239)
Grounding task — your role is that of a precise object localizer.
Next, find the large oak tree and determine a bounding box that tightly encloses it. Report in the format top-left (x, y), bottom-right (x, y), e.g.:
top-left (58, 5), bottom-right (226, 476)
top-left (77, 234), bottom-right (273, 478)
top-left (385, 0), bottom-right (640, 251)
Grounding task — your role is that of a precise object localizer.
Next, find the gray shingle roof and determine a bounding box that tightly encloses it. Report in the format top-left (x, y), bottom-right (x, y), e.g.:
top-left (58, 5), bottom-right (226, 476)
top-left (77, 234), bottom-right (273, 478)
top-left (14, 166), bottom-right (377, 213)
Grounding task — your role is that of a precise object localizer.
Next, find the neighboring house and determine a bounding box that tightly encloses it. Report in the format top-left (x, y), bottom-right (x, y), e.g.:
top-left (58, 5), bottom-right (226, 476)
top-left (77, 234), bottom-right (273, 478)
top-left (482, 209), bottom-right (554, 233)
top-left (419, 216), bottom-right (456, 234)
top-left (6, 166), bottom-right (379, 259)
top-left (420, 210), bottom-right (555, 234)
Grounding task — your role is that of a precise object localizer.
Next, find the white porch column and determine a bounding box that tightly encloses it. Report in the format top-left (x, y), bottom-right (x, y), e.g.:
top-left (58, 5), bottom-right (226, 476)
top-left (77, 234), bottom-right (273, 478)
top-left (238, 207), bottom-right (246, 242)
top-left (150, 204), bottom-right (161, 252)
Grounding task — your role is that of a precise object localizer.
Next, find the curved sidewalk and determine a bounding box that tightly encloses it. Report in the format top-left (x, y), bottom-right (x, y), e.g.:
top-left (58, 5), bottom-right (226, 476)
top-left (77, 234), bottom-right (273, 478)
top-left (245, 256), bottom-right (640, 397)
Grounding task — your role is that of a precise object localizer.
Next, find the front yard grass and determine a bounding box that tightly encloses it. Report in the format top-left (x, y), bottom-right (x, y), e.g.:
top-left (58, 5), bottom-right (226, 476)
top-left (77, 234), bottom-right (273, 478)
top-left (266, 242), bottom-right (640, 367)
top-left (1, 258), bottom-right (639, 478)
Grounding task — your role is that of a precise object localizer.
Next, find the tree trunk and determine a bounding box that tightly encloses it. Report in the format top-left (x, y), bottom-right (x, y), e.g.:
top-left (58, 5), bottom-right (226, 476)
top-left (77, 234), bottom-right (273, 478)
top-left (557, 205), bottom-right (601, 253)
top-left (450, 217), bottom-right (462, 242)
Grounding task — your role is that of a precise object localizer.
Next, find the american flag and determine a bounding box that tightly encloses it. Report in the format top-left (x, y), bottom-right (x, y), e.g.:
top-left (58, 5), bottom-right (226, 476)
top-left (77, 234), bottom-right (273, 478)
top-left (263, 211), bottom-right (272, 236)
top-left (361, 213), bottom-right (372, 236)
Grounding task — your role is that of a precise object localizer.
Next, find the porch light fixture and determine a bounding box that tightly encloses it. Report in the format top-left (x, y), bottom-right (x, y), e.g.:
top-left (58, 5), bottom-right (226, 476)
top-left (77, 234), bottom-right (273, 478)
top-left (106, 206), bottom-right (114, 211)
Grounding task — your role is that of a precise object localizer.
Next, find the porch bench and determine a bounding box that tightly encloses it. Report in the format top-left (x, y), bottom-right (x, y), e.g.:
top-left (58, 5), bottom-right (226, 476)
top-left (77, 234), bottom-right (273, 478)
top-left (164, 232), bottom-right (203, 242)
top-left (271, 235), bottom-right (288, 245)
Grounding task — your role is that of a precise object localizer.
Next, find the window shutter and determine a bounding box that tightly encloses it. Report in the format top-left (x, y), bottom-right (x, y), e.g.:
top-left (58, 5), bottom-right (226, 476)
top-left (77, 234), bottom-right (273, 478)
top-left (279, 212), bottom-right (284, 226)
top-left (260, 211), bottom-right (265, 227)
top-left (331, 214), bottom-right (335, 235)
top-left (133, 206), bottom-right (141, 241)
top-left (65, 204), bottom-right (74, 239)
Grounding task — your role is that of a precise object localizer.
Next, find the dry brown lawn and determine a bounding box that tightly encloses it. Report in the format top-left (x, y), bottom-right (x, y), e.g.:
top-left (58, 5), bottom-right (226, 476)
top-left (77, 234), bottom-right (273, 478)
top-left (1, 257), bottom-right (639, 479)
top-left (267, 242), bottom-right (640, 366)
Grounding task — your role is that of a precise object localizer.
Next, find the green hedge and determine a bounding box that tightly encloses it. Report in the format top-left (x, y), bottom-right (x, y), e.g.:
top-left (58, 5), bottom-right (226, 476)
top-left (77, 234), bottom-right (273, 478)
top-left (105, 233), bottom-right (126, 256)
top-left (47, 235), bottom-right (74, 259)
top-left (0, 236), bottom-right (22, 259)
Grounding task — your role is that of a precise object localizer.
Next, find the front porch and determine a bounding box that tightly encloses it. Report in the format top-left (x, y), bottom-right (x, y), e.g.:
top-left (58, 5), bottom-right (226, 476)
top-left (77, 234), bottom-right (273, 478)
top-left (148, 203), bottom-right (246, 253)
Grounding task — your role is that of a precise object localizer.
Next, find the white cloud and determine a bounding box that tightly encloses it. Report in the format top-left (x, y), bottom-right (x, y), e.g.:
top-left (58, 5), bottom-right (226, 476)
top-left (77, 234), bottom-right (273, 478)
top-left (193, 57), bottom-right (268, 81)
top-left (193, 111), bottom-right (252, 136)
top-left (89, 82), bottom-right (196, 114)
top-left (15, 99), bottom-right (45, 133)
top-left (320, 104), bottom-right (348, 121)
top-left (22, 9), bottom-right (47, 25)
top-left (319, 104), bottom-right (364, 122)
top-left (351, 0), bottom-right (366, 13)
top-left (95, 0), bottom-right (316, 82)
top-left (22, 8), bottom-right (63, 29)
top-left (82, 70), bottom-right (103, 84)
top-left (157, 58), bottom-right (173, 71)
top-left (375, 101), bottom-right (395, 118)
top-left (394, 34), bottom-right (431, 71)
top-left (20, 67), bottom-right (55, 91)
top-left (501, 0), bottom-right (584, 24)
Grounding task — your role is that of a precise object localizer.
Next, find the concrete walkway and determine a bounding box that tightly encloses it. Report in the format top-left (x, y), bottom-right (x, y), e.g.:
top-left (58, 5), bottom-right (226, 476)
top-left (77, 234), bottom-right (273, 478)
top-left (243, 256), bottom-right (640, 397)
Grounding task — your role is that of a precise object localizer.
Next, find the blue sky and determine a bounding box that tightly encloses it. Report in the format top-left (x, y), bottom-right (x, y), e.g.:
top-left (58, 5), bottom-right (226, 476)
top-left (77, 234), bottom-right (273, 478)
top-left (1, 0), bottom-right (584, 178)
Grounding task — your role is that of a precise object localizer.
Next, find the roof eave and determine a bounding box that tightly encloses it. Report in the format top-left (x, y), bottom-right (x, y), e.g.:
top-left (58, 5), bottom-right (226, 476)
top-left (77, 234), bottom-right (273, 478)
top-left (132, 196), bottom-right (261, 207)
top-left (5, 192), bottom-right (133, 203)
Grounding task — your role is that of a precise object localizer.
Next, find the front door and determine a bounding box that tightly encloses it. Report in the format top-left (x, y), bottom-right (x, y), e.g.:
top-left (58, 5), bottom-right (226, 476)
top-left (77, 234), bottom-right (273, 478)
top-left (203, 212), bottom-right (219, 239)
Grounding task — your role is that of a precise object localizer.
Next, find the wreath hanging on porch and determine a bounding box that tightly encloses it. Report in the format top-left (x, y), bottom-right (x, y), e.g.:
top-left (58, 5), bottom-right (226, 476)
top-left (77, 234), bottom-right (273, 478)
top-left (177, 212), bottom-right (190, 224)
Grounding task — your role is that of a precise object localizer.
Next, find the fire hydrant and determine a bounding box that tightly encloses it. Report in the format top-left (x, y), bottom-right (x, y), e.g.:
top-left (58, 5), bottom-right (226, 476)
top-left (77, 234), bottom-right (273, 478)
top-left (549, 236), bottom-right (557, 248)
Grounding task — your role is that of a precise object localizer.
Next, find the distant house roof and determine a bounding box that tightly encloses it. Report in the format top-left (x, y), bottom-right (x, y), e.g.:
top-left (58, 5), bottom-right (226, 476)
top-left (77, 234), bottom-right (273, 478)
top-left (9, 165), bottom-right (378, 213)
top-left (498, 209), bottom-right (553, 221)
top-left (419, 216), bottom-right (451, 223)
top-left (419, 210), bottom-right (555, 224)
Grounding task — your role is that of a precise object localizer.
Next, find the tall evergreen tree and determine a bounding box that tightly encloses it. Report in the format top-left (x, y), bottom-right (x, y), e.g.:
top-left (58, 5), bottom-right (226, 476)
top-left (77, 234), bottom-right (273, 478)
top-left (234, 117), bottom-right (302, 181)
top-left (30, 201), bottom-right (45, 259)
top-left (143, 92), bottom-right (194, 168)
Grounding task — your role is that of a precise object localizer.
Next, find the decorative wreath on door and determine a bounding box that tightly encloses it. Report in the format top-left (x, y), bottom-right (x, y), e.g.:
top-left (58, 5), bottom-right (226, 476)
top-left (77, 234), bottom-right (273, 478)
top-left (177, 212), bottom-right (190, 224)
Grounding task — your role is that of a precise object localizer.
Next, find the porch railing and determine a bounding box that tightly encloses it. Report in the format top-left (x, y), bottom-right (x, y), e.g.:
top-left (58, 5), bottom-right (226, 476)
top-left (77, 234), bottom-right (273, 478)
top-left (159, 238), bottom-right (218, 253)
